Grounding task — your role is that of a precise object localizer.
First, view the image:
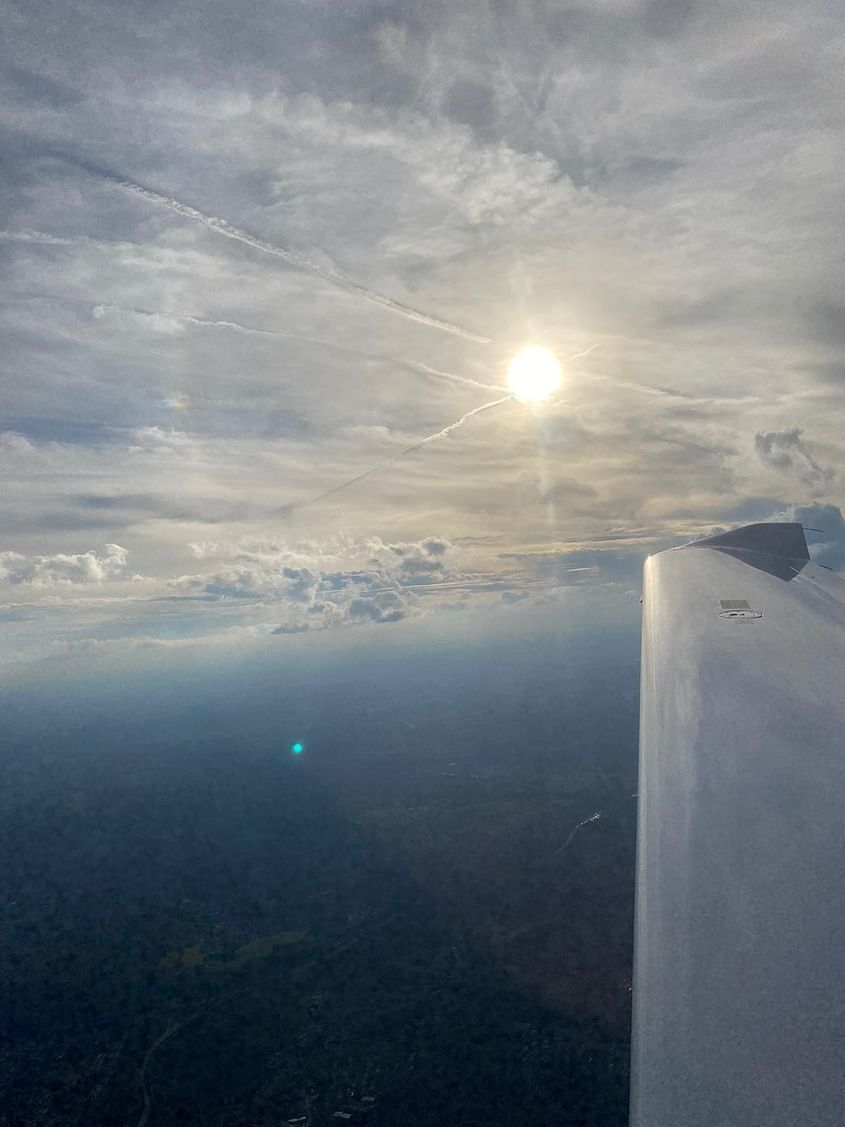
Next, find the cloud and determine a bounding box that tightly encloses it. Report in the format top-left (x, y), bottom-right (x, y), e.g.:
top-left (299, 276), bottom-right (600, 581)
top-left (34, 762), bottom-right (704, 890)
top-left (2, 0), bottom-right (845, 656)
top-left (176, 563), bottom-right (318, 602)
top-left (527, 548), bottom-right (648, 589)
top-left (167, 534), bottom-right (487, 636)
top-left (754, 427), bottom-right (834, 487)
top-left (298, 394), bottom-right (512, 509)
top-left (381, 536), bottom-right (452, 583)
top-left (72, 160), bottom-right (490, 343)
top-left (501, 590), bottom-right (531, 604)
top-left (0, 543), bottom-right (128, 586)
top-left (348, 590), bottom-right (409, 624)
top-left (169, 535), bottom-right (459, 630)
top-left (71, 491), bottom-right (246, 525)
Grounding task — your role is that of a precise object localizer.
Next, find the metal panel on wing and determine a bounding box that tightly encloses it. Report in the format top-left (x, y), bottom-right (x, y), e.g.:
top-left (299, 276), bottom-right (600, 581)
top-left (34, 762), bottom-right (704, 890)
top-left (631, 523), bottom-right (845, 1127)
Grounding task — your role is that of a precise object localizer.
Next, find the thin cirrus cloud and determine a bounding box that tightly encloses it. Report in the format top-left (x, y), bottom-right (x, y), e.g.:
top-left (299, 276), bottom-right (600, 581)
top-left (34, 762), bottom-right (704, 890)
top-left (59, 155), bottom-right (491, 345)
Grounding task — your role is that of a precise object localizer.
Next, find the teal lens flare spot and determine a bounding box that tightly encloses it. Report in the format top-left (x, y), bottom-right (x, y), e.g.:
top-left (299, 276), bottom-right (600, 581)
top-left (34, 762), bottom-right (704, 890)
top-left (291, 742), bottom-right (304, 755)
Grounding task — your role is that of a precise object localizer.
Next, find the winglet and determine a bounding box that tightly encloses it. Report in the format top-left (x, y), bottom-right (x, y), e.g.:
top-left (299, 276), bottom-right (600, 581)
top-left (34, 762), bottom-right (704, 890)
top-left (683, 522), bottom-right (809, 561)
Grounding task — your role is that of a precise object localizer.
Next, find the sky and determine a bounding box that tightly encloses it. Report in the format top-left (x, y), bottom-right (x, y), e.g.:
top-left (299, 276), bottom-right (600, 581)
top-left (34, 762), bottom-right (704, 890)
top-left (2, 0), bottom-right (845, 665)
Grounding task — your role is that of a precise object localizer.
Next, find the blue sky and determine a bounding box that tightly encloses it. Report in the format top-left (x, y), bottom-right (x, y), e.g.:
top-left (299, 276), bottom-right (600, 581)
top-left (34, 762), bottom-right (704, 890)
top-left (2, 0), bottom-right (844, 664)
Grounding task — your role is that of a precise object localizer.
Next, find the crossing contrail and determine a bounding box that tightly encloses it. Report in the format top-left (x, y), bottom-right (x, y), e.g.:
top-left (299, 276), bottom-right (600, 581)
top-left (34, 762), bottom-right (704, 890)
top-left (15, 292), bottom-right (496, 395)
top-left (90, 302), bottom-right (336, 344)
top-left (85, 168), bottom-right (490, 344)
top-left (90, 305), bottom-right (496, 389)
top-left (399, 358), bottom-right (506, 394)
top-left (298, 394), bottom-right (514, 508)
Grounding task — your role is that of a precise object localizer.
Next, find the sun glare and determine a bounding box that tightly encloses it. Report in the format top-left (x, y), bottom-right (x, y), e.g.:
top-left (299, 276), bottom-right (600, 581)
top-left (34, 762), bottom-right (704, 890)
top-left (507, 346), bottom-right (562, 404)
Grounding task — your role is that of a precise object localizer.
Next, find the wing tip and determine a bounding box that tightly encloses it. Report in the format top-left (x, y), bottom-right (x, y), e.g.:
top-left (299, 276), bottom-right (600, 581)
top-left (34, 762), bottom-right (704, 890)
top-left (681, 521), bottom-right (809, 561)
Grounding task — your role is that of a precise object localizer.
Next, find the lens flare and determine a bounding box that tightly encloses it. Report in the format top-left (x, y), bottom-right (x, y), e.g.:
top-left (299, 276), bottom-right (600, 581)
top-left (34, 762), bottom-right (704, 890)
top-left (507, 347), bottom-right (561, 404)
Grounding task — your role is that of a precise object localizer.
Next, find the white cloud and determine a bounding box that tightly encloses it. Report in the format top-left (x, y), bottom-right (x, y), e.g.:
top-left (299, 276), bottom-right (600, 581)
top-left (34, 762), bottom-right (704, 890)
top-left (0, 543), bottom-right (129, 586)
top-left (166, 534), bottom-right (467, 634)
top-left (170, 534), bottom-right (455, 602)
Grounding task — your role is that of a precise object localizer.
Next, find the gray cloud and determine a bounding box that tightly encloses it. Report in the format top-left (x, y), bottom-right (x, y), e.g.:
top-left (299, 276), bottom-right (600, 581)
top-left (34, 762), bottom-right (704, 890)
top-left (385, 536), bottom-right (452, 583)
top-left (348, 590), bottom-right (409, 624)
top-left (71, 492), bottom-right (246, 524)
top-left (754, 427), bottom-right (834, 486)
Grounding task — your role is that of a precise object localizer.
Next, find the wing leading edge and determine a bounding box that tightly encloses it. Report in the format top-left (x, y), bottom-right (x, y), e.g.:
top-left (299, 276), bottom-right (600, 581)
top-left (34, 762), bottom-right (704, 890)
top-left (631, 523), bottom-right (845, 1126)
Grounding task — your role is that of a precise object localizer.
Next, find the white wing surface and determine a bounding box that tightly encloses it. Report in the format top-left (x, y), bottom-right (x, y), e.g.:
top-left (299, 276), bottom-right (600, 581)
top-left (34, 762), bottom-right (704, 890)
top-left (631, 523), bottom-right (845, 1126)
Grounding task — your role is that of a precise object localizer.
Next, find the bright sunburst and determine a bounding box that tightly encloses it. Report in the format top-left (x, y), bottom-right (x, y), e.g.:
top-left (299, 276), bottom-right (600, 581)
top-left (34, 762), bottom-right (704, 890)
top-left (507, 346), bottom-right (562, 404)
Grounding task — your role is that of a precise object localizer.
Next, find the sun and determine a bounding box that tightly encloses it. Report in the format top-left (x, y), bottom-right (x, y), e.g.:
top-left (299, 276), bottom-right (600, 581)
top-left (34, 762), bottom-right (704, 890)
top-left (507, 346), bottom-right (562, 404)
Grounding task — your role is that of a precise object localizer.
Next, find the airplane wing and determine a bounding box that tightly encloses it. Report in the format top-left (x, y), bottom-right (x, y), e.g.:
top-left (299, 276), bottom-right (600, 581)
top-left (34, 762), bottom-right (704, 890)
top-left (631, 522), bottom-right (845, 1126)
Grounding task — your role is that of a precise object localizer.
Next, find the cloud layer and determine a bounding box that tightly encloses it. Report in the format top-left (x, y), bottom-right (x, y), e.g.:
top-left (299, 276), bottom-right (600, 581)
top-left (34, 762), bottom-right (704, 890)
top-left (2, 0), bottom-right (844, 657)
top-left (172, 535), bottom-right (460, 633)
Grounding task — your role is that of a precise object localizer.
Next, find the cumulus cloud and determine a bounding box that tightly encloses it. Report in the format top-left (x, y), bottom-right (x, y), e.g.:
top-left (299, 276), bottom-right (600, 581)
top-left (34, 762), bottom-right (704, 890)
top-left (175, 563), bottom-right (319, 602)
top-left (348, 589), bottom-right (409, 624)
top-left (754, 428), bottom-right (834, 487)
top-left (0, 543), bottom-right (128, 586)
top-left (271, 589), bottom-right (414, 634)
top-left (175, 535), bottom-right (457, 599)
top-left (169, 535), bottom-right (461, 633)
top-left (378, 536), bottom-right (452, 584)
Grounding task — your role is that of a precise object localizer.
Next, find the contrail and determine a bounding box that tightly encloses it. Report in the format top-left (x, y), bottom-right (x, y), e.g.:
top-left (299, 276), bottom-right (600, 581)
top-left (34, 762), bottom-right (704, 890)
top-left (399, 358), bottom-right (506, 394)
top-left (398, 344), bottom-right (600, 398)
top-left (299, 394), bottom-right (513, 508)
top-left (0, 228), bottom-right (102, 248)
top-left (92, 305), bottom-right (494, 390)
top-left (13, 292), bottom-right (293, 340)
top-left (551, 342), bottom-right (695, 401)
top-left (584, 370), bottom-right (697, 401)
top-left (16, 292), bottom-right (495, 395)
top-left (87, 170), bottom-right (490, 344)
top-left (91, 301), bottom-right (329, 343)
top-left (561, 342), bottom-right (601, 363)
